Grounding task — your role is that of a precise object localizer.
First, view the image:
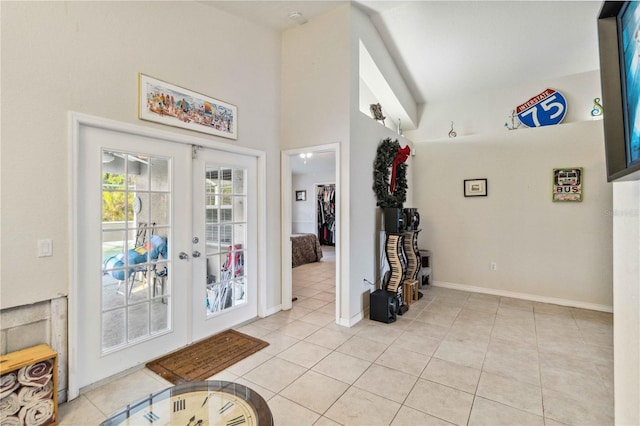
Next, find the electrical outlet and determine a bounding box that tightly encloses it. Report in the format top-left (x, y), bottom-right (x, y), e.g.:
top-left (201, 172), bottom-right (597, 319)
top-left (490, 262), bottom-right (497, 271)
top-left (38, 239), bottom-right (53, 257)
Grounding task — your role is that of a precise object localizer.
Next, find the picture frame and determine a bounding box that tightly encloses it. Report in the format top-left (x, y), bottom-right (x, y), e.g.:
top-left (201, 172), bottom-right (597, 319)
top-left (295, 190), bottom-right (306, 201)
top-left (553, 167), bottom-right (583, 202)
top-left (138, 73), bottom-right (237, 140)
top-left (464, 179), bottom-right (488, 197)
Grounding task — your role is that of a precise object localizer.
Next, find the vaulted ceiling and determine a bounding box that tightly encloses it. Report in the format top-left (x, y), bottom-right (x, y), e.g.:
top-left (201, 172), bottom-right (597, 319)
top-left (207, 1), bottom-right (603, 107)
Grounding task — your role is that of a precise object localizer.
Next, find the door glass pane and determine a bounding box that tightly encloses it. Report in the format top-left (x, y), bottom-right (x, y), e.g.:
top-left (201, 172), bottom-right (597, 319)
top-left (233, 169), bottom-right (246, 194)
top-left (204, 164), bottom-right (247, 315)
top-left (233, 224), bottom-right (246, 247)
top-left (101, 150), bottom-right (172, 353)
top-left (128, 303), bottom-right (149, 341)
top-left (102, 310), bottom-right (125, 349)
top-left (151, 301), bottom-right (169, 333)
top-left (232, 197), bottom-right (246, 222)
top-left (150, 193), bottom-right (170, 226)
top-left (150, 157), bottom-right (170, 192)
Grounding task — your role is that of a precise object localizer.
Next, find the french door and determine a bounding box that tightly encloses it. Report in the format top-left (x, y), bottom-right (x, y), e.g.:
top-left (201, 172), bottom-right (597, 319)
top-left (73, 119), bottom-right (258, 393)
top-left (191, 149), bottom-right (257, 341)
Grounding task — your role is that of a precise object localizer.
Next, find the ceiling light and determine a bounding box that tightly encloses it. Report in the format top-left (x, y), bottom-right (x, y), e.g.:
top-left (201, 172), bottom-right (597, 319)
top-left (299, 152), bottom-right (313, 164)
top-left (288, 11), bottom-right (308, 25)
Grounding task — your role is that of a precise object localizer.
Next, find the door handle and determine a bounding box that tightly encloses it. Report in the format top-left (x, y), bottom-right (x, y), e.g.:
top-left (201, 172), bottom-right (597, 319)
top-left (192, 250), bottom-right (201, 258)
top-left (179, 252), bottom-right (189, 260)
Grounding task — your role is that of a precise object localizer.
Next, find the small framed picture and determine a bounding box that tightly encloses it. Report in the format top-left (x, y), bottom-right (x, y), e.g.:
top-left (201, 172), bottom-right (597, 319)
top-left (295, 190), bottom-right (306, 201)
top-left (464, 179), bottom-right (488, 197)
top-left (553, 167), bottom-right (583, 202)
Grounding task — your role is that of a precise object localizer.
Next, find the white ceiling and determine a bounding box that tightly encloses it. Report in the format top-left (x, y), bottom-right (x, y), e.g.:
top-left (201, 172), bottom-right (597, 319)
top-left (206, 0), bottom-right (603, 106)
top-left (362, 1), bottom-right (603, 104)
top-left (202, 1), bottom-right (347, 30)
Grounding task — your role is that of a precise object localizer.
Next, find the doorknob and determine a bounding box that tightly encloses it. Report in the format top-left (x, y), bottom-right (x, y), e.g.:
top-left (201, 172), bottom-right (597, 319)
top-left (192, 250), bottom-right (201, 258)
top-left (179, 252), bottom-right (189, 260)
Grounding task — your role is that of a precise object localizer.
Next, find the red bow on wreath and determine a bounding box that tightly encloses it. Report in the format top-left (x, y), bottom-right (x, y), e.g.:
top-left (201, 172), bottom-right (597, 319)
top-left (390, 145), bottom-right (411, 193)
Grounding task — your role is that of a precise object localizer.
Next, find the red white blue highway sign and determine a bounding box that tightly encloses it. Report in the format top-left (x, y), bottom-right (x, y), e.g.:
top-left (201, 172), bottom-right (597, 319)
top-left (516, 88), bottom-right (567, 127)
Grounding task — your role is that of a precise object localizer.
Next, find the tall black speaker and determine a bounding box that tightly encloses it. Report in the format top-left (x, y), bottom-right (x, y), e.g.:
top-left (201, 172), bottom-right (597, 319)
top-left (384, 208), bottom-right (405, 233)
top-left (370, 289), bottom-right (398, 323)
top-left (403, 208), bottom-right (420, 231)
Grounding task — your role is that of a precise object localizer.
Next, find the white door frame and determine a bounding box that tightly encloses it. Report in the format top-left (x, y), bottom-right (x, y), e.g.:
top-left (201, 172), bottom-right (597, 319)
top-left (68, 112), bottom-right (268, 399)
top-left (281, 143), bottom-right (342, 324)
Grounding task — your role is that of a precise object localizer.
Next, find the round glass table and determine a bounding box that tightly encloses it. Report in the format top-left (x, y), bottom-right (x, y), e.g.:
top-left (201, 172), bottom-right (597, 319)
top-left (100, 380), bottom-right (273, 426)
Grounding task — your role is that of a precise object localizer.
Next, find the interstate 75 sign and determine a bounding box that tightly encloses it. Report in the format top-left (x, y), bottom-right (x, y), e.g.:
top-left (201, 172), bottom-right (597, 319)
top-left (516, 88), bottom-right (567, 128)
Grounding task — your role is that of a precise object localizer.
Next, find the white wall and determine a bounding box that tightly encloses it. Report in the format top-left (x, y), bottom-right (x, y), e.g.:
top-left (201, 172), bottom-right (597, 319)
top-left (408, 70), bottom-right (603, 141)
top-left (407, 70), bottom-right (613, 309)
top-left (349, 113), bottom-right (415, 287)
top-left (353, 6), bottom-right (418, 128)
top-left (1, 2), bottom-right (282, 309)
top-left (612, 181), bottom-right (640, 424)
top-left (281, 6), bottom-right (352, 321)
top-left (281, 5), bottom-right (417, 323)
top-left (281, 6), bottom-right (351, 151)
top-left (348, 6), bottom-right (417, 320)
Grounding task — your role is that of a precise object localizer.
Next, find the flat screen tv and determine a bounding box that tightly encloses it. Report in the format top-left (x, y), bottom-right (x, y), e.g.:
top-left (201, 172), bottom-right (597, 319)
top-left (598, 1), bottom-right (640, 182)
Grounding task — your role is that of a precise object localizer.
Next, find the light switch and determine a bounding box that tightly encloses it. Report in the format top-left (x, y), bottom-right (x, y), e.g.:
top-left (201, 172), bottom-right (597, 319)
top-left (38, 239), bottom-right (53, 257)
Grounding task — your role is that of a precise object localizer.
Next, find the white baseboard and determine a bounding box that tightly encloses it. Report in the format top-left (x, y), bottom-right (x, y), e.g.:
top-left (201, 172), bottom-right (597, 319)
top-left (432, 281), bottom-right (613, 313)
top-left (337, 318), bottom-right (351, 327)
top-left (263, 304), bottom-right (282, 317)
top-left (337, 310), bottom-right (364, 327)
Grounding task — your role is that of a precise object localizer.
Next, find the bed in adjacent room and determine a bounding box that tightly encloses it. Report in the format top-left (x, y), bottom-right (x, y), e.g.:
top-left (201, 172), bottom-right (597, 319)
top-left (291, 233), bottom-right (323, 267)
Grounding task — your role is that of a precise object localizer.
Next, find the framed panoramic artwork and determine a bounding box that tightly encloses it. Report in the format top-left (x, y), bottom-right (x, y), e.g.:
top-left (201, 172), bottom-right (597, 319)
top-left (138, 73), bottom-right (237, 140)
top-left (553, 167), bottom-right (583, 202)
top-left (295, 190), bottom-right (306, 201)
top-left (464, 179), bottom-right (488, 197)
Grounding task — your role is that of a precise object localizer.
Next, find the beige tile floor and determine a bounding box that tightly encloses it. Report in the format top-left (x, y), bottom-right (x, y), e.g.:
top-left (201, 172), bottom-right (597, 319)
top-left (58, 246), bottom-right (614, 425)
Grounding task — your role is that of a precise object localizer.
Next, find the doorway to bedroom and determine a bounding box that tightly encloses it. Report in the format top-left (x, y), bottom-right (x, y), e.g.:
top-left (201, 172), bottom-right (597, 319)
top-left (281, 144), bottom-right (340, 324)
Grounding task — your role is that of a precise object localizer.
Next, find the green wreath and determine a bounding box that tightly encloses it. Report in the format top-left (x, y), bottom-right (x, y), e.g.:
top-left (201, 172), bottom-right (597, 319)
top-left (373, 138), bottom-right (407, 208)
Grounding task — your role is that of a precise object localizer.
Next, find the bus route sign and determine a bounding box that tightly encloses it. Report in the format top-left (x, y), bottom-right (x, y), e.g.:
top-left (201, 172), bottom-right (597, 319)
top-left (516, 88), bottom-right (567, 128)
